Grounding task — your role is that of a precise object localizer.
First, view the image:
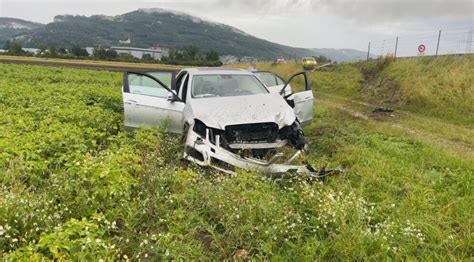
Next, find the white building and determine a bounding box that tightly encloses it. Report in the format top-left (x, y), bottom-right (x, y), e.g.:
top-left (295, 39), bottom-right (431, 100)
top-left (85, 47), bottom-right (94, 56)
top-left (110, 46), bottom-right (169, 60)
top-left (22, 48), bottom-right (41, 54)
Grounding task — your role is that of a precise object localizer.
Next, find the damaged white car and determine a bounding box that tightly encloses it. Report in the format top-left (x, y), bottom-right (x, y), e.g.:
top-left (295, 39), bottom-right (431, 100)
top-left (122, 68), bottom-right (314, 174)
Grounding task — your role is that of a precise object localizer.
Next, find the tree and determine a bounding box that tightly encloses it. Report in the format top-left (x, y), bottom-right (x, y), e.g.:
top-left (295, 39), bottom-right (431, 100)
top-left (49, 47), bottom-right (58, 57)
top-left (93, 48), bottom-right (118, 60)
top-left (70, 47), bottom-right (89, 57)
top-left (313, 55), bottom-right (332, 64)
top-left (3, 41), bottom-right (24, 55)
top-left (38, 44), bottom-right (48, 55)
top-left (205, 50), bottom-right (220, 61)
top-left (183, 46), bottom-right (199, 60)
top-left (118, 53), bottom-right (135, 61)
top-left (105, 49), bottom-right (118, 59)
top-left (142, 54), bottom-right (155, 61)
top-left (58, 47), bottom-right (68, 54)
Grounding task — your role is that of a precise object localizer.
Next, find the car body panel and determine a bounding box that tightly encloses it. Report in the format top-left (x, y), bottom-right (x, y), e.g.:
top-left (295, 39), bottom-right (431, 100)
top-left (287, 90), bottom-right (314, 127)
top-left (122, 71), bottom-right (184, 133)
top-left (123, 92), bottom-right (184, 133)
top-left (186, 93), bottom-right (295, 130)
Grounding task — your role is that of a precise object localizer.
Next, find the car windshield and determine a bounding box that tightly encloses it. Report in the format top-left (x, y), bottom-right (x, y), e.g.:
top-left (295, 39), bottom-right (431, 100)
top-left (192, 74), bottom-right (268, 98)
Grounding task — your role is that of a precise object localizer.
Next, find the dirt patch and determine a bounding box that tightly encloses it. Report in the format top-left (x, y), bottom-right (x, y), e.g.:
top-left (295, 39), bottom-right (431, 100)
top-left (369, 111), bottom-right (395, 121)
top-left (195, 229), bottom-right (214, 250)
top-left (324, 100), bottom-right (474, 158)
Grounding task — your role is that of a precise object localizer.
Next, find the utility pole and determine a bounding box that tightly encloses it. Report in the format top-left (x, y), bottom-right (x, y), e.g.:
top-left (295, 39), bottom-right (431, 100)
top-left (366, 41), bottom-right (371, 61)
top-left (394, 37), bottom-right (399, 58)
top-left (381, 39), bottom-right (385, 57)
top-left (435, 30), bottom-right (441, 57)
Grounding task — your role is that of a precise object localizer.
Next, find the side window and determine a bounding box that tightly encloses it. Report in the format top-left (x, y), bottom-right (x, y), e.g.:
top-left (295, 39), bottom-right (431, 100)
top-left (147, 72), bottom-right (173, 89)
top-left (255, 72), bottom-right (278, 87)
top-left (275, 75), bottom-right (286, 85)
top-left (127, 73), bottom-right (169, 98)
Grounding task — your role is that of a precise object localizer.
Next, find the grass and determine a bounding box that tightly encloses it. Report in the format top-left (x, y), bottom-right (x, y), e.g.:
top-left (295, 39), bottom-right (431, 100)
top-left (0, 62), bottom-right (473, 260)
top-left (377, 55), bottom-right (474, 124)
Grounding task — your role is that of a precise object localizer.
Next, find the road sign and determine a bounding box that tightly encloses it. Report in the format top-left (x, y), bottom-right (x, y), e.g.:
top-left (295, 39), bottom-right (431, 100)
top-left (418, 44), bottom-right (426, 53)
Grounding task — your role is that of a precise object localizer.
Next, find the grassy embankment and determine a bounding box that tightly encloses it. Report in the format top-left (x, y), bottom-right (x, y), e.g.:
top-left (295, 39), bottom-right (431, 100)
top-left (0, 59), bottom-right (473, 260)
top-left (239, 55), bottom-right (474, 126)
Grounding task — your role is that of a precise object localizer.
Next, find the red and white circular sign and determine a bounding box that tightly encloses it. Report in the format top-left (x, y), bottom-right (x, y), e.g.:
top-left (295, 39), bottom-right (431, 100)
top-left (418, 44), bottom-right (426, 53)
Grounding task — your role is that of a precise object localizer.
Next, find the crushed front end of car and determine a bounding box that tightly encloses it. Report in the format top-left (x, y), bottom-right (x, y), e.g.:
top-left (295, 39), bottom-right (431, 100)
top-left (183, 119), bottom-right (314, 175)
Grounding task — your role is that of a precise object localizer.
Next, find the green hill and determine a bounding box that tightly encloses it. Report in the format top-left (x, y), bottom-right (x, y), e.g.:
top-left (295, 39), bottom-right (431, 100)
top-left (1, 9), bottom-right (369, 61)
top-left (19, 9), bottom-right (316, 59)
top-left (0, 17), bottom-right (43, 47)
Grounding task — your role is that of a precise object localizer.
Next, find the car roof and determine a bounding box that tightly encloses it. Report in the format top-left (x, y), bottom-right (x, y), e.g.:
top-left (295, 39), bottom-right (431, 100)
top-left (183, 67), bottom-right (251, 75)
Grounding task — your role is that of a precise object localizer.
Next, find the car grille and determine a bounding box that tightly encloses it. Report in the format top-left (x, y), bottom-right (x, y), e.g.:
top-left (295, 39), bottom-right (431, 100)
top-left (224, 122), bottom-right (279, 143)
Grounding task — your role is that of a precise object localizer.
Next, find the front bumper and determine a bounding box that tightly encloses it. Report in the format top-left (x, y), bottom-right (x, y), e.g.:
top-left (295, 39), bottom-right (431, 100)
top-left (183, 129), bottom-right (314, 175)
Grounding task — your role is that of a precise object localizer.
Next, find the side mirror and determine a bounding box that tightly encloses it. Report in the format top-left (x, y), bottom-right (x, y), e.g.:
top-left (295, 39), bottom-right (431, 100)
top-left (167, 90), bottom-right (179, 102)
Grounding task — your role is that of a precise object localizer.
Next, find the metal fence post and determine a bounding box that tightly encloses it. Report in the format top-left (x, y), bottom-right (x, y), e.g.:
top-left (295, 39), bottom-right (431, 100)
top-left (394, 36), bottom-right (399, 58)
top-left (436, 30), bottom-right (441, 57)
top-left (381, 40), bottom-right (385, 58)
top-left (367, 42), bottom-right (371, 61)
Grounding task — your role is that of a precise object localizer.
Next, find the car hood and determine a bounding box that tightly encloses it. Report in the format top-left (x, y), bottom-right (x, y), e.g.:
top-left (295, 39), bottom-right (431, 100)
top-left (189, 93), bottom-right (296, 130)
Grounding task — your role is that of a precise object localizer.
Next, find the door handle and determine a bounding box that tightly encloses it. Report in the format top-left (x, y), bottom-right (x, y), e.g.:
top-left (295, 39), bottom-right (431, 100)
top-left (126, 99), bottom-right (138, 104)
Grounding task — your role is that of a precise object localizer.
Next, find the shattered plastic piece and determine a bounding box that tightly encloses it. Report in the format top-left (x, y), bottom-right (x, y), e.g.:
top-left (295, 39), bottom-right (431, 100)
top-left (305, 163), bottom-right (345, 180)
top-left (372, 107), bottom-right (394, 113)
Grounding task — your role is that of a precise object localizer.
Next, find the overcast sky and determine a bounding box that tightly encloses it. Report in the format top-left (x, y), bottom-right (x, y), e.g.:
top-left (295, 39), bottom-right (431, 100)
top-left (1, 0), bottom-right (472, 51)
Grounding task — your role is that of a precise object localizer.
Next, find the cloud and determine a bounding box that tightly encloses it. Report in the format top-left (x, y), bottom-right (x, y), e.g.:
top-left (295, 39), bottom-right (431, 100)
top-left (215, 0), bottom-right (473, 24)
top-left (213, 0), bottom-right (312, 16)
top-left (315, 0), bottom-right (473, 24)
top-left (1, 0), bottom-right (472, 50)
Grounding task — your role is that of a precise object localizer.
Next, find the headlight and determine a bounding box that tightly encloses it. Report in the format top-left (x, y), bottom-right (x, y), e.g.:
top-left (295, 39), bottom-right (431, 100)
top-left (193, 119), bottom-right (207, 137)
top-left (192, 119), bottom-right (225, 146)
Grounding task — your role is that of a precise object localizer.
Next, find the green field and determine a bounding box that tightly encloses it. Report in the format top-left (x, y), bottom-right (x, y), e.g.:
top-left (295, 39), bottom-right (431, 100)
top-left (0, 60), bottom-right (473, 260)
